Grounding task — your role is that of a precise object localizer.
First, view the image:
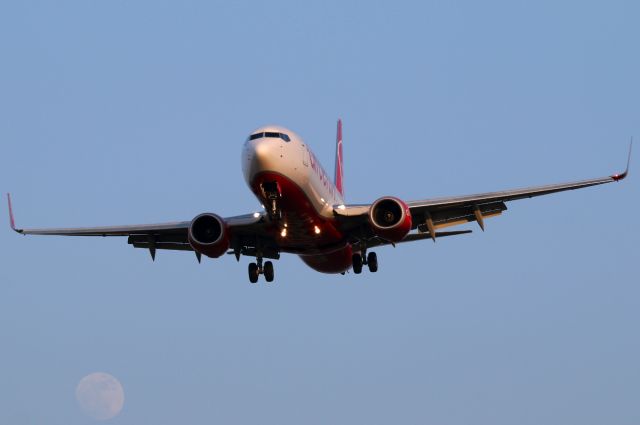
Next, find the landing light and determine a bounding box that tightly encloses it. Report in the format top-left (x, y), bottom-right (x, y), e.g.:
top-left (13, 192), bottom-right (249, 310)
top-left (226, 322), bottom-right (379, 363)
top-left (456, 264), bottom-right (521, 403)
top-left (253, 212), bottom-right (261, 218)
top-left (337, 204), bottom-right (346, 210)
top-left (314, 225), bottom-right (321, 235)
top-left (281, 228), bottom-right (287, 237)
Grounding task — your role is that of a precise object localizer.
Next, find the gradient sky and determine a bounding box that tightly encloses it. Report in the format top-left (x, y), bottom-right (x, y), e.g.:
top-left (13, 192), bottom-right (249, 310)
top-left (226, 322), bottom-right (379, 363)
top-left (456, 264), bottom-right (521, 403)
top-left (1, 1), bottom-right (639, 424)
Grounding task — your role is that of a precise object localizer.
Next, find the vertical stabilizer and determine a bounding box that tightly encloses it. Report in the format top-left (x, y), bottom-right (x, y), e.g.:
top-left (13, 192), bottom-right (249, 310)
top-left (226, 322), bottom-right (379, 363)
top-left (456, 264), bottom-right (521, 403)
top-left (334, 119), bottom-right (344, 197)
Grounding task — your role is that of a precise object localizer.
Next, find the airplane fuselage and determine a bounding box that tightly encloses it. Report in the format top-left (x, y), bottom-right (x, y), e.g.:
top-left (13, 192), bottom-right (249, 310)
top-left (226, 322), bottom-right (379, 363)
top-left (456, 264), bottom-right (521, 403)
top-left (242, 126), bottom-right (353, 273)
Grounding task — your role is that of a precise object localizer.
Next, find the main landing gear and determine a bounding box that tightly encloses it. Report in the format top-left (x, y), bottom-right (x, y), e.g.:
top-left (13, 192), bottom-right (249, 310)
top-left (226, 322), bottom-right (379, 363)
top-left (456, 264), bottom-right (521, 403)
top-left (248, 256), bottom-right (275, 283)
top-left (352, 251), bottom-right (378, 274)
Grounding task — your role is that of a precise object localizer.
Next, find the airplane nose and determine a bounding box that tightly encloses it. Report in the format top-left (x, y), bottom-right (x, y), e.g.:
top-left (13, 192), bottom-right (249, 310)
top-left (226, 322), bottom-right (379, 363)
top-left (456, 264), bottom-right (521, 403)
top-left (243, 140), bottom-right (272, 181)
top-left (254, 139), bottom-right (271, 160)
top-left (242, 136), bottom-right (286, 186)
top-left (252, 139), bottom-right (280, 171)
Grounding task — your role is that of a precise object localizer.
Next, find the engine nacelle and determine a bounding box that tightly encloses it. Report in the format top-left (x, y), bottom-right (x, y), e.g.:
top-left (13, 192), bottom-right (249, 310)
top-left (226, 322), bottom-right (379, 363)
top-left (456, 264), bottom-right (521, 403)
top-left (188, 213), bottom-right (230, 258)
top-left (368, 197), bottom-right (412, 242)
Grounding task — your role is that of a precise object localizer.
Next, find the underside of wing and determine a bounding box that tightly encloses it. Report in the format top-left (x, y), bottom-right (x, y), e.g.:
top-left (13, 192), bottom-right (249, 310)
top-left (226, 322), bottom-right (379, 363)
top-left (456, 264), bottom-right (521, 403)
top-left (366, 230), bottom-right (472, 249)
top-left (7, 194), bottom-right (273, 260)
top-left (406, 172), bottom-right (626, 232)
top-left (13, 221), bottom-right (191, 237)
top-left (408, 141), bottom-right (631, 220)
top-left (334, 144), bottom-right (630, 242)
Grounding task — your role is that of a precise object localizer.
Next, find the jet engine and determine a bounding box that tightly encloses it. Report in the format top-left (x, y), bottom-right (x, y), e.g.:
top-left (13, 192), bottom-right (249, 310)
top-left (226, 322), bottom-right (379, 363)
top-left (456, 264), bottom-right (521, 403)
top-left (188, 213), bottom-right (230, 258)
top-left (368, 197), bottom-right (412, 242)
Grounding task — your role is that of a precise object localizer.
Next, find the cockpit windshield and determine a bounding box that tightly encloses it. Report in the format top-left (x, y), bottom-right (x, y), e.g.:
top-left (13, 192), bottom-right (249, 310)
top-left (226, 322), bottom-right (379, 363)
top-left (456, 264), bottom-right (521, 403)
top-left (248, 132), bottom-right (291, 142)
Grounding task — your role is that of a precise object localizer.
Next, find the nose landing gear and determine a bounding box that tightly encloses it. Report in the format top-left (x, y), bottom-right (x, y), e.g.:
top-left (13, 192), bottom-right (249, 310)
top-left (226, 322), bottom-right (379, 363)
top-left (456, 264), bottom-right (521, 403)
top-left (261, 181), bottom-right (282, 221)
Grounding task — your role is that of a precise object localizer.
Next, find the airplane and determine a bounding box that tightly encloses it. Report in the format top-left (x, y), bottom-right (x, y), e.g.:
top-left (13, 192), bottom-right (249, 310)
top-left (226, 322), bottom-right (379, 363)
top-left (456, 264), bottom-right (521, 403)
top-left (7, 120), bottom-right (632, 283)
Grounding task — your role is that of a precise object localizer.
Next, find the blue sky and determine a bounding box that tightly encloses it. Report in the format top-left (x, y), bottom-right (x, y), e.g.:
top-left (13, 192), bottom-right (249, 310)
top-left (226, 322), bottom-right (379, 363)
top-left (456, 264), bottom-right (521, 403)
top-left (1, 1), bottom-right (638, 424)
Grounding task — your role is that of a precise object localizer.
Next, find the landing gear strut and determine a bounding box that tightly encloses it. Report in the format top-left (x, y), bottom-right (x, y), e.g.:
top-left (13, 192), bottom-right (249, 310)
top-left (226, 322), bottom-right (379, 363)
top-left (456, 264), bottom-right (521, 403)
top-left (262, 181), bottom-right (282, 221)
top-left (247, 256), bottom-right (275, 283)
top-left (269, 199), bottom-right (282, 221)
top-left (352, 250), bottom-right (379, 274)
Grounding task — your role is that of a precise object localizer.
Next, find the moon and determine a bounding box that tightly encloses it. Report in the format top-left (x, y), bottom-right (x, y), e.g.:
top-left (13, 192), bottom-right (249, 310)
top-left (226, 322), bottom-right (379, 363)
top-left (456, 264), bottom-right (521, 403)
top-left (75, 372), bottom-right (125, 421)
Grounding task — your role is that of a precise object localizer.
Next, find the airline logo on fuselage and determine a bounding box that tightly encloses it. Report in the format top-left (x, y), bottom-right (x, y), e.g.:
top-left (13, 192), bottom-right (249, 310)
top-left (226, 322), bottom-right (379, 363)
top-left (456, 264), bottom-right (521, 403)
top-left (306, 146), bottom-right (339, 203)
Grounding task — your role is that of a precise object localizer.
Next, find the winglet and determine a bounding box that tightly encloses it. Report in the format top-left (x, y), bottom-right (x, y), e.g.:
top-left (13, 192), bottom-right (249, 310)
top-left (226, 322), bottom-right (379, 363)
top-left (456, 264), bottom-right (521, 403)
top-left (7, 193), bottom-right (22, 233)
top-left (612, 139), bottom-right (632, 182)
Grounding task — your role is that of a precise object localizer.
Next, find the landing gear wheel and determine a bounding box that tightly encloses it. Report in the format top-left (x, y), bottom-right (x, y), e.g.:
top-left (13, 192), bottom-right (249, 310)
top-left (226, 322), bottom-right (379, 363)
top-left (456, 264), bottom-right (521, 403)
top-left (367, 251), bottom-right (378, 273)
top-left (264, 261), bottom-right (274, 282)
top-left (248, 263), bottom-right (259, 283)
top-left (352, 254), bottom-right (363, 274)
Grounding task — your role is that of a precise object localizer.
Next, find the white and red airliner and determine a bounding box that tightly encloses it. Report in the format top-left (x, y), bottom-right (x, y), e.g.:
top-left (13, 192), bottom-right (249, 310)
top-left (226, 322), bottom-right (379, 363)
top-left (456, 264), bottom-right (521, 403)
top-left (8, 121), bottom-right (631, 283)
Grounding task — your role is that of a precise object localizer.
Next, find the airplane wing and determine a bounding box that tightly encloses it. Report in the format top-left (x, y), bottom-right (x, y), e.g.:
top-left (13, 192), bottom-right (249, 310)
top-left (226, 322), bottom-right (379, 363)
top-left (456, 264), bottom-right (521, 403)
top-left (7, 194), bottom-right (271, 261)
top-left (334, 143), bottom-right (631, 244)
top-left (366, 230), bottom-right (473, 248)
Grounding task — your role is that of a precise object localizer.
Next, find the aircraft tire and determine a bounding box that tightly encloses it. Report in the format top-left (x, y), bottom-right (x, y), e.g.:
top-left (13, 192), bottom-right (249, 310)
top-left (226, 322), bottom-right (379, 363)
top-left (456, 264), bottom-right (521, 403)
top-left (248, 263), bottom-right (259, 283)
top-left (367, 252), bottom-right (378, 273)
top-left (264, 261), bottom-right (274, 282)
top-left (352, 254), bottom-right (363, 274)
